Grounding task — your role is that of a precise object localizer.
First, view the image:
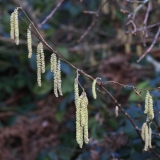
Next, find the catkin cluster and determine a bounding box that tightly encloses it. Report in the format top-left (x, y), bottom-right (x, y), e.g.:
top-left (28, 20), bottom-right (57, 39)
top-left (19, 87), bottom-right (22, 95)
top-left (50, 53), bottom-right (63, 97)
top-left (36, 42), bottom-right (46, 87)
top-left (10, 8), bottom-right (19, 45)
top-left (27, 26), bottom-right (32, 58)
top-left (144, 91), bottom-right (154, 121)
top-left (141, 123), bottom-right (152, 151)
top-left (74, 79), bottom-right (89, 148)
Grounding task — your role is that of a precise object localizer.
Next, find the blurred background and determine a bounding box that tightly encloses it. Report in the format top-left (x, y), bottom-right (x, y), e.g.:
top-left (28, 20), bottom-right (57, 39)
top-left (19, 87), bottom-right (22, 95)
top-left (0, 0), bottom-right (160, 159)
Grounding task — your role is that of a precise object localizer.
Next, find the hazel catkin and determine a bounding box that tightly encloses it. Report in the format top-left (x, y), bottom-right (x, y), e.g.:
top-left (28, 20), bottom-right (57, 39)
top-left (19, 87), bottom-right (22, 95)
top-left (27, 26), bottom-right (32, 58)
top-left (92, 79), bottom-right (97, 99)
top-left (57, 59), bottom-right (63, 96)
top-left (37, 43), bottom-right (42, 87)
top-left (39, 42), bottom-right (45, 73)
top-left (14, 8), bottom-right (19, 45)
top-left (144, 123), bottom-right (149, 151)
top-left (10, 12), bottom-right (15, 40)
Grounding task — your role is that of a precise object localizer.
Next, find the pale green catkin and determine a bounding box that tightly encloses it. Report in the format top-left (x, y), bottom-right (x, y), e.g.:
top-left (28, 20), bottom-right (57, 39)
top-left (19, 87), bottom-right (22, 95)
top-left (57, 59), bottom-right (63, 96)
top-left (10, 12), bottom-right (15, 40)
top-left (144, 123), bottom-right (149, 151)
top-left (80, 92), bottom-right (89, 144)
top-left (141, 122), bottom-right (147, 141)
top-left (50, 53), bottom-right (58, 97)
top-left (39, 42), bottom-right (45, 73)
top-left (76, 94), bottom-right (84, 148)
top-left (80, 93), bottom-right (86, 127)
top-left (14, 8), bottom-right (19, 45)
top-left (148, 126), bottom-right (152, 148)
top-left (144, 91), bottom-right (150, 114)
top-left (53, 54), bottom-right (58, 97)
top-left (37, 43), bottom-right (42, 87)
top-left (115, 106), bottom-right (119, 117)
top-left (147, 94), bottom-right (154, 121)
top-left (74, 78), bottom-right (79, 108)
top-left (27, 26), bottom-right (32, 58)
top-left (92, 79), bottom-right (97, 99)
top-left (144, 91), bottom-right (154, 121)
top-left (83, 95), bottom-right (89, 144)
top-left (50, 54), bottom-right (54, 72)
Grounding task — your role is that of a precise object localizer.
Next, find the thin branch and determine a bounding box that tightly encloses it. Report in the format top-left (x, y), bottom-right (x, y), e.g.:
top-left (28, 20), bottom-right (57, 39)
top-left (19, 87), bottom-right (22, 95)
top-left (38, 0), bottom-right (65, 28)
top-left (137, 27), bottom-right (160, 62)
top-left (103, 81), bottom-right (160, 91)
top-left (77, 16), bottom-right (98, 43)
top-left (125, 22), bottom-right (160, 34)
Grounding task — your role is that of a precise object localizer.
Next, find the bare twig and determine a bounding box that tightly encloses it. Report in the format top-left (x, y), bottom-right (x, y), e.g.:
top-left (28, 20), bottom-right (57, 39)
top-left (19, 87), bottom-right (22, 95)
top-left (126, 22), bottom-right (160, 34)
top-left (137, 27), bottom-right (160, 62)
top-left (78, 16), bottom-right (98, 43)
top-left (38, 0), bottom-right (65, 28)
top-left (142, 1), bottom-right (151, 46)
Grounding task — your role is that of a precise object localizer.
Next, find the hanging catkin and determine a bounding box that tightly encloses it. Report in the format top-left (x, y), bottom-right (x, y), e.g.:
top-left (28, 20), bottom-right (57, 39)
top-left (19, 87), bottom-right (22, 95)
top-left (10, 12), bottom-right (15, 40)
top-left (115, 106), bottom-right (119, 117)
top-left (144, 91), bottom-right (154, 121)
top-left (80, 92), bottom-right (89, 144)
top-left (147, 94), bottom-right (154, 121)
top-left (144, 91), bottom-right (150, 114)
top-left (37, 43), bottom-right (42, 87)
top-left (50, 54), bottom-right (54, 73)
top-left (148, 126), bottom-right (152, 148)
top-left (27, 26), bottom-right (32, 58)
top-left (76, 93), bottom-right (84, 148)
top-left (141, 122), bottom-right (147, 141)
top-left (83, 94), bottom-right (89, 144)
top-left (57, 59), bottom-right (63, 96)
top-left (39, 42), bottom-right (45, 73)
top-left (92, 79), bottom-right (97, 99)
top-left (144, 123), bottom-right (149, 151)
top-left (74, 78), bottom-right (79, 108)
top-left (53, 54), bottom-right (58, 97)
top-left (50, 53), bottom-right (58, 97)
top-left (14, 8), bottom-right (19, 45)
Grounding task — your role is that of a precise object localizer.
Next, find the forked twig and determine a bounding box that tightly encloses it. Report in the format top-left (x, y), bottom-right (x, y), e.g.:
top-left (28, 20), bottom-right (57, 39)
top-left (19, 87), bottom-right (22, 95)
top-left (38, 0), bottom-right (65, 28)
top-left (137, 27), bottom-right (160, 62)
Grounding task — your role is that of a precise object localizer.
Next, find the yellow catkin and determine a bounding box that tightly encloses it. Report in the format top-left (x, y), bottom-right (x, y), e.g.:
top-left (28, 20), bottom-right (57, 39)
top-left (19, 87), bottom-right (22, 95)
top-left (37, 43), bottom-right (42, 87)
top-left (145, 91), bottom-right (154, 121)
top-left (148, 126), bottom-right (152, 148)
top-left (136, 45), bottom-right (142, 56)
top-left (141, 122), bottom-right (147, 141)
top-left (125, 43), bottom-right (131, 54)
top-left (10, 12), bottom-right (15, 40)
top-left (92, 79), bottom-right (97, 99)
top-left (39, 42), bottom-right (45, 73)
top-left (148, 94), bottom-right (154, 121)
top-left (50, 54), bottom-right (54, 73)
top-left (101, 0), bottom-right (109, 14)
top-left (80, 92), bottom-right (89, 144)
top-left (27, 26), bottom-right (32, 58)
top-left (74, 78), bottom-right (79, 108)
top-left (144, 124), bottom-right (149, 151)
top-left (57, 59), bottom-right (63, 96)
top-left (115, 106), bottom-right (119, 117)
top-left (53, 53), bottom-right (58, 97)
top-left (80, 93), bottom-right (87, 127)
top-left (14, 8), bottom-right (19, 45)
top-left (83, 95), bottom-right (89, 144)
top-left (144, 91), bottom-right (150, 114)
top-left (76, 94), bottom-right (83, 148)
